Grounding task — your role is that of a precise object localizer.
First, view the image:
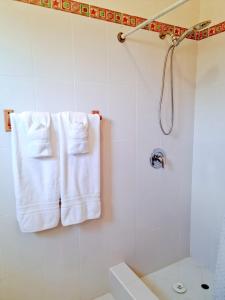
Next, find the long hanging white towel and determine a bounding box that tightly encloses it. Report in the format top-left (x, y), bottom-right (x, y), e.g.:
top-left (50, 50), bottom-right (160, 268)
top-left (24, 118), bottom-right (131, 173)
top-left (58, 112), bottom-right (101, 226)
top-left (11, 112), bottom-right (60, 233)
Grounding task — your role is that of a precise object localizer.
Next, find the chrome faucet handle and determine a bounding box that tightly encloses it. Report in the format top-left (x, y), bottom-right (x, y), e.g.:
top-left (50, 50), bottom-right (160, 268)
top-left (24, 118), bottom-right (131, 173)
top-left (156, 155), bottom-right (165, 168)
top-left (150, 149), bottom-right (166, 169)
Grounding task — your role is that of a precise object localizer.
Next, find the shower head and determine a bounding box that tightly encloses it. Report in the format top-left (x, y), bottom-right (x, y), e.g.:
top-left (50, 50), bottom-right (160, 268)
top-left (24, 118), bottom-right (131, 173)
top-left (193, 20), bottom-right (211, 31)
top-left (175, 20), bottom-right (211, 46)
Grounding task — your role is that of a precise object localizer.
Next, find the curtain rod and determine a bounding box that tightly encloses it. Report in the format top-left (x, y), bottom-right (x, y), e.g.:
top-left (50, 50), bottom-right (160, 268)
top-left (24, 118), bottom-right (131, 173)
top-left (117, 0), bottom-right (190, 43)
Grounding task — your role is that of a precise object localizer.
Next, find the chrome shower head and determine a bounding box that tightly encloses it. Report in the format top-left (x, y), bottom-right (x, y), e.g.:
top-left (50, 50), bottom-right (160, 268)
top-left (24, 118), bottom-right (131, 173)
top-left (175, 19), bottom-right (211, 46)
top-left (193, 20), bottom-right (211, 31)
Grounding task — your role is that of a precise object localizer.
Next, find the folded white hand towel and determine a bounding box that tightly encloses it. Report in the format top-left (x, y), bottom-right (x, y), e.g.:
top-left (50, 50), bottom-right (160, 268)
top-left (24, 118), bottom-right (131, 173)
top-left (22, 112), bottom-right (52, 158)
top-left (11, 112), bottom-right (60, 233)
top-left (58, 112), bottom-right (101, 226)
top-left (66, 112), bottom-right (89, 155)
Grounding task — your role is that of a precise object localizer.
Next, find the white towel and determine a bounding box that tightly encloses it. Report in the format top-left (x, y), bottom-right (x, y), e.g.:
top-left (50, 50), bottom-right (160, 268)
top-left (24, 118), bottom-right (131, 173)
top-left (58, 112), bottom-right (101, 226)
top-left (67, 112), bottom-right (89, 155)
top-left (11, 112), bottom-right (60, 233)
top-left (22, 112), bottom-right (52, 158)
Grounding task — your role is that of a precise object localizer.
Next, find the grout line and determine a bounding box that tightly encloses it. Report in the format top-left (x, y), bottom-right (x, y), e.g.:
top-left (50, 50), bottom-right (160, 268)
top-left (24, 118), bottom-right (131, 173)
top-left (70, 13), bottom-right (79, 111)
top-left (25, 3), bottom-right (38, 111)
top-left (134, 49), bottom-right (138, 268)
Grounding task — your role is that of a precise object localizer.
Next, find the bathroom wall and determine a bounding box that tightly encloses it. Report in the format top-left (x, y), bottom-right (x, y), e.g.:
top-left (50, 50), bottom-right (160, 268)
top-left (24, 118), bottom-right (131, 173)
top-left (0, 1), bottom-right (197, 299)
top-left (191, 0), bottom-right (225, 271)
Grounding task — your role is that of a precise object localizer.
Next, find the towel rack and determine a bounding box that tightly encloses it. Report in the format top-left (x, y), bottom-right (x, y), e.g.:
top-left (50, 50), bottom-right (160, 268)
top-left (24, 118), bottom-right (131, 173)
top-left (3, 109), bottom-right (102, 132)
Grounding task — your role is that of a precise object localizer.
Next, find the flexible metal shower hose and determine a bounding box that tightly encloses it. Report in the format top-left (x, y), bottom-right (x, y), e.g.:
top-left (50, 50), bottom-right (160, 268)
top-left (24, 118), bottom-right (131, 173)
top-left (159, 44), bottom-right (175, 135)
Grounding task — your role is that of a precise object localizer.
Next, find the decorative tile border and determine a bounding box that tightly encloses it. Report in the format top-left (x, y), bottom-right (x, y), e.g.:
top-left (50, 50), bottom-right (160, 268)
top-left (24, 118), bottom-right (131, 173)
top-left (197, 21), bottom-right (225, 41)
top-left (15, 0), bottom-right (225, 41)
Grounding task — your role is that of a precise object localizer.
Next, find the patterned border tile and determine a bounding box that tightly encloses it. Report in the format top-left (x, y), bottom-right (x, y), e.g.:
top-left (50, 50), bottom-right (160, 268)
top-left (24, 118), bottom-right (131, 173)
top-left (15, 0), bottom-right (188, 37)
top-left (15, 0), bottom-right (225, 41)
top-left (105, 9), bottom-right (116, 23)
top-left (198, 21), bottom-right (225, 41)
top-left (52, 0), bottom-right (61, 9)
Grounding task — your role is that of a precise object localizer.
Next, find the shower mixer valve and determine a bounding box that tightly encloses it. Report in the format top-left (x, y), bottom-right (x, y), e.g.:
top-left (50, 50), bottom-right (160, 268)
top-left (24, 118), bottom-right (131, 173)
top-left (150, 149), bottom-right (166, 169)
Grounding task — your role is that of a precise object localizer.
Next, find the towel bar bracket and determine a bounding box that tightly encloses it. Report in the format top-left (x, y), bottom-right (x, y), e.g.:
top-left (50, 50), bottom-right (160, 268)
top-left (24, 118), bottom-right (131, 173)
top-left (4, 109), bottom-right (14, 132)
top-left (91, 110), bottom-right (102, 120)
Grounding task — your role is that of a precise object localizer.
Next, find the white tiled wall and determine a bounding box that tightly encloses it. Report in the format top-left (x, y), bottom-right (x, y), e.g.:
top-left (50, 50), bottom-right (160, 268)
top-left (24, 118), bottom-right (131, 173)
top-left (191, 0), bottom-right (225, 272)
top-left (191, 32), bottom-right (225, 271)
top-left (0, 1), bottom-right (197, 299)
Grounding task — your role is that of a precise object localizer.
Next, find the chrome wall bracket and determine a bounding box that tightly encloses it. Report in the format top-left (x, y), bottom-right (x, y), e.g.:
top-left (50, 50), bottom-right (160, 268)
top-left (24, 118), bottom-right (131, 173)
top-left (117, 32), bottom-right (126, 43)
